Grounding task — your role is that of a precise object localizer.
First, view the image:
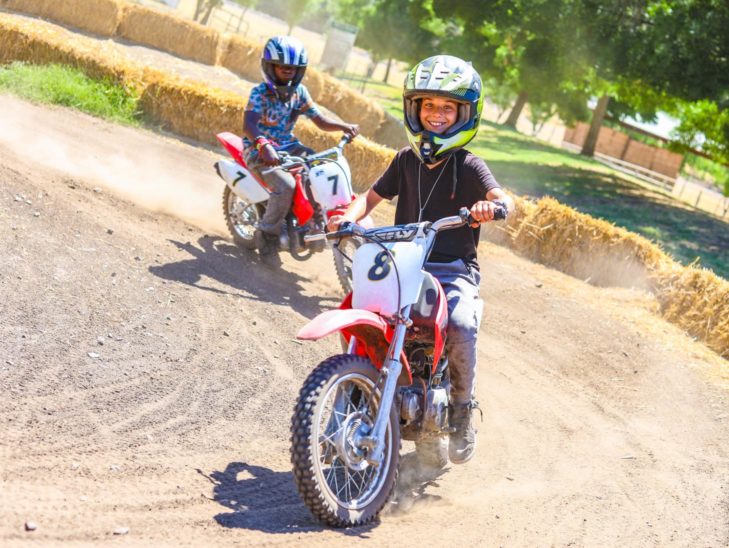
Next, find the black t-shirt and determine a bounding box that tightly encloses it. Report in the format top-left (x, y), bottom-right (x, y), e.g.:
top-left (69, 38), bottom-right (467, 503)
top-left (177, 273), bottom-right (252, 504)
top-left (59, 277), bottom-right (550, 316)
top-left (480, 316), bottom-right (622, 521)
top-left (372, 148), bottom-right (501, 270)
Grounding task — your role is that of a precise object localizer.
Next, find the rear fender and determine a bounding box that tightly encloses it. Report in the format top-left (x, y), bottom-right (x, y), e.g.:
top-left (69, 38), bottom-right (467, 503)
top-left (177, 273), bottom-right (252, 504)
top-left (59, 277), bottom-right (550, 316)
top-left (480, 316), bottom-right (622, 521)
top-left (216, 132), bottom-right (246, 167)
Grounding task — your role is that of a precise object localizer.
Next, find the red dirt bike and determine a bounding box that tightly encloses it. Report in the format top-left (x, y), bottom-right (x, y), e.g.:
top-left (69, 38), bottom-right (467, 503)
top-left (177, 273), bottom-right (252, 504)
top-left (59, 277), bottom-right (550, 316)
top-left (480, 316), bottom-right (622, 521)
top-left (214, 133), bottom-right (370, 293)
top-left (290, 206), bottom-right (506, 527)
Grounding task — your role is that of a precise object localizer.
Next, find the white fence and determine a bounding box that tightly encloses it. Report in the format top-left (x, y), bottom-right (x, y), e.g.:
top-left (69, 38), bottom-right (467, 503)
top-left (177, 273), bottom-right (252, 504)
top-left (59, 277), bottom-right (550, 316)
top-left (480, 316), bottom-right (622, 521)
top-left (673, 177), bottom-right (729, 219)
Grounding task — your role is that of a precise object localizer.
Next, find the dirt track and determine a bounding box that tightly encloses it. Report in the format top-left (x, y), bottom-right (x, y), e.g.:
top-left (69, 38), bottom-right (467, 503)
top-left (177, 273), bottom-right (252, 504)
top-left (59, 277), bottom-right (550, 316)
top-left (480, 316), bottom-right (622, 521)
top-left (1, 94), bottom-right (728, 546)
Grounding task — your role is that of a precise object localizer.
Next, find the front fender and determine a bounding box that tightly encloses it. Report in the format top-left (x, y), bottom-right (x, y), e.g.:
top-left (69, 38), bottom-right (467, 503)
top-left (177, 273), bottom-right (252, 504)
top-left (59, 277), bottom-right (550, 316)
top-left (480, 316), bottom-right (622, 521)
top-left (297, 309), bottom-right (389, 341)
top-left (297, 309), bottom-right (412, 384)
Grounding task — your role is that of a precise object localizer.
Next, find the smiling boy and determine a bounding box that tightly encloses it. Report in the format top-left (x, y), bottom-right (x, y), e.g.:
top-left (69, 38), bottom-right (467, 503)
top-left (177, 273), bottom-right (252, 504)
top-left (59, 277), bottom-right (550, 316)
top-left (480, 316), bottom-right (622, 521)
top-left (328, 55), bottom-right (513, 464)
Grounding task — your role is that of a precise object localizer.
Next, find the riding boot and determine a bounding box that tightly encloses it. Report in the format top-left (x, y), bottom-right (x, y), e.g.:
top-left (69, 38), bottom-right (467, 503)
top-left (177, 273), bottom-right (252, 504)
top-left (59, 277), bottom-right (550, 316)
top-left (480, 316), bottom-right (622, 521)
top-left (449, 402), bottom-right (477, 464)
top-left (254, 229), bottom-right (282, 267)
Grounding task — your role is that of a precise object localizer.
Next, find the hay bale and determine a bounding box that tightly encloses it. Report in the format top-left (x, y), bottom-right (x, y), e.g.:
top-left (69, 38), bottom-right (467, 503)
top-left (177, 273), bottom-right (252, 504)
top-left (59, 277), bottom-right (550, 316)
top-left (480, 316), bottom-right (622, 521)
top-left (652, 263), bottom-right (729, 359)
top-left (118, 4), bottom-right (219, 65)
top-left (218, 34), bottom-right (262, 83)
top-left (480, 195), bottom-right (536, 247)
top-left (373, 113), bottom-right (408, 150)
top-left (304, 69), bottom-right (386, 138)
top-left (0, 13), bottom-right (144, 87)
top-left (139, 72), bottom-right (245, 145)
top-left (3, 0), bottom-right (124, 36)
top-left (511, 197), bottom-right (671, 288)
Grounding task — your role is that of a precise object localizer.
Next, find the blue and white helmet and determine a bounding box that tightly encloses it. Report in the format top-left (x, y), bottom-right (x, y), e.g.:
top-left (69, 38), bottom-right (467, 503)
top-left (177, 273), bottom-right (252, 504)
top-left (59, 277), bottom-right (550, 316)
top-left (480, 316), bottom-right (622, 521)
top-left (261, 36), bottom-right (308, 101)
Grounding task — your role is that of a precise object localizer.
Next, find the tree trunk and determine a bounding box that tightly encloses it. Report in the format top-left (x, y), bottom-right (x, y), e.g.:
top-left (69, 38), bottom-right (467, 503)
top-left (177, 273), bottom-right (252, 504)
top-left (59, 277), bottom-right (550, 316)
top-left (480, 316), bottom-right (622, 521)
top-left (194, 0), bottom-right (209, 21)
top-left (236, 7), bottom-right (249, 33)
top-left (383, 58), bottom-right (393, 84)
top-left (503, 91), bottom-right (528, 129)
top-left (200, 1), bottom-right (216, 25)
top-left (581, 95), bottom-right (610, 157)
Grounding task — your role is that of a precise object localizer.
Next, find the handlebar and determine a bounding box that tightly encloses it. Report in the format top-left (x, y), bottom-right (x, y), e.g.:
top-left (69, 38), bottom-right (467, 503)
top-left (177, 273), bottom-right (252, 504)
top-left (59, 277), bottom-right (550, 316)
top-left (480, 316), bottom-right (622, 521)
top-left (260, 133), bottom-right (352, 176)
top-left (304, 206), bottom-right (506, 245)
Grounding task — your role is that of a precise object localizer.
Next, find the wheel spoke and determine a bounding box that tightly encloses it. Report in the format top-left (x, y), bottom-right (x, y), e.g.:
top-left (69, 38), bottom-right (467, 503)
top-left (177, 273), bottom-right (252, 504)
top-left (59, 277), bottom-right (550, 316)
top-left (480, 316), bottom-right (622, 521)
top-left (344, 469), bottom-right (352, 502)
top-left (350, 467), bottom-right (368, 498)
top-left (329, 458), bottom-right (341, 496)
top-left (306, 369), bottom-right (392, 512)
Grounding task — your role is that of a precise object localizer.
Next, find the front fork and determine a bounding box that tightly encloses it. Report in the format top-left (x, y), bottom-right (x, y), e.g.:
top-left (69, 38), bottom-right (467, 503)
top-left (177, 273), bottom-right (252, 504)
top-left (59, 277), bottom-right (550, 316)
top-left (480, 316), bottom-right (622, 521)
top-left (360, 306), bottom-right (411, 466)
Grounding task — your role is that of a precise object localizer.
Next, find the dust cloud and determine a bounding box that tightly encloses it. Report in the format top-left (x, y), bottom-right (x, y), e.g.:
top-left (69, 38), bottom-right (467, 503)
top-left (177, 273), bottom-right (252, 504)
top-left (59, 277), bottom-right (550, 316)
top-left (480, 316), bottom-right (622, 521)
top-left (0, 98), bottom-right (227, 235)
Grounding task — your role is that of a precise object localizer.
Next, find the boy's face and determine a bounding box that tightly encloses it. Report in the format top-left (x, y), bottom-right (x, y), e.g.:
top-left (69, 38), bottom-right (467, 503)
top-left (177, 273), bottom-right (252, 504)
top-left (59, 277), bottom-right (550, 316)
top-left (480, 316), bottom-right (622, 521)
top-left (273, 64), bottom-right (298, 84)
top-left (419, 96), bottom-right (459, 134)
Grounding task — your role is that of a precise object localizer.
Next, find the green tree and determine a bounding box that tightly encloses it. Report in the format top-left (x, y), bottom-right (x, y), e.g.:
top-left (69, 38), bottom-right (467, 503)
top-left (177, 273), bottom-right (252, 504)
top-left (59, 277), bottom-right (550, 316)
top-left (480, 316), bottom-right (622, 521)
top-left (194, 0), bottom-right (260, 25)
top-left (430, 0), bottom-right (592, 129)
top-left (282, 0), bottom-right (316, 34)
top-left (333, 0), bottom-right (438, 78)
top-left (577, 0), bottom-right (729, 157)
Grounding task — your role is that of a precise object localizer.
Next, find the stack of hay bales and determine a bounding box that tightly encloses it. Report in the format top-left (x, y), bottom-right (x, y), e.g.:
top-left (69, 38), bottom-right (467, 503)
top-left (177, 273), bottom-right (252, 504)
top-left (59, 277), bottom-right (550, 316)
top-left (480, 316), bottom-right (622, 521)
top-left (217, 34), bottom-right (262, 83)
top-left (118, 4), bottom-right (220, 65)
top-left (510, 197), bottom-right (670, 288)
top-left (138, 70), bottom-right (245, 143)
top-left (2, 0), bottom-right (124, 36)
top-left (1, 0), bottom-right (406, 149)
top-left (0, 11), bottom-right (143, 87)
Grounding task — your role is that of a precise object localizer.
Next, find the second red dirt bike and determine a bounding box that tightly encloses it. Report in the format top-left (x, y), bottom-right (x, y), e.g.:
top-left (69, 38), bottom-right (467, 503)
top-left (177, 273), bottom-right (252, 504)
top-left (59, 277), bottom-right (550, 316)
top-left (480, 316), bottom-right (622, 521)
top-left (290, 206), bottom-right (505, 527)
top-left (214, 132), bottom-right (369, 293)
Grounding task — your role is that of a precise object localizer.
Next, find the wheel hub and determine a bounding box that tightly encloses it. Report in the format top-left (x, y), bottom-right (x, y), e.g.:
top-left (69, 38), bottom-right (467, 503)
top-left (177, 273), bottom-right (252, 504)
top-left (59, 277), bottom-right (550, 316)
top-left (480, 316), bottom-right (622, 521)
top-left (334, 412), bottom-right (373, 471)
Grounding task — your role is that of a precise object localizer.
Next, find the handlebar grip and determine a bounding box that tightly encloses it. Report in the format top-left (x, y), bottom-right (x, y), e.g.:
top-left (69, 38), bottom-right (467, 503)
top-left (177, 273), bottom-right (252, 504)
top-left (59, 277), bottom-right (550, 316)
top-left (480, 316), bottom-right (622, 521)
top-left (303, 233), bottom-right (327, 243)
top-left (459, 205), bottom-right (507, 224)
top-left (303, 222), bottom-right (355, 244)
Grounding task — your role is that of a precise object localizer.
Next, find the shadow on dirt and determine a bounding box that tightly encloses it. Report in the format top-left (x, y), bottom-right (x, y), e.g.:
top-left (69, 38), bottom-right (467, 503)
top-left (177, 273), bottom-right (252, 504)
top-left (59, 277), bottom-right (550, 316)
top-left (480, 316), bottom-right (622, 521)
top-left (149, 235), bottom-right (340, 318)
top-left (199, 461), bottom-right (375, 536)
top-left (201, 455), bottom-right (448, 535)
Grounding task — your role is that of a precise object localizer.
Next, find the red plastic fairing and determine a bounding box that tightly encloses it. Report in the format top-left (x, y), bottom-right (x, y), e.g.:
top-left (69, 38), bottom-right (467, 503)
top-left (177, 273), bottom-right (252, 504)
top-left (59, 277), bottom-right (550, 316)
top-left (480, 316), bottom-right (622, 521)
top-left (430, 277), bottom-right (449, 372)
top-left (216, 132), bottom-right (246, 167)
top-left (291, 173), bottom-right (314, 224)
top-left (326, 206), bottom-right (348, 219)
top-left (298, 294), bottom-right (412, 384)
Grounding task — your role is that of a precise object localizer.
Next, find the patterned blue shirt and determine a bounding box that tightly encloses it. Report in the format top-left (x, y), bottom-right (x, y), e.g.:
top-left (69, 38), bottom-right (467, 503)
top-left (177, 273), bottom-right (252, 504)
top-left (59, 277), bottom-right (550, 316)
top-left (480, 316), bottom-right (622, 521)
top-left (243, 82), bottom-right (320, 150)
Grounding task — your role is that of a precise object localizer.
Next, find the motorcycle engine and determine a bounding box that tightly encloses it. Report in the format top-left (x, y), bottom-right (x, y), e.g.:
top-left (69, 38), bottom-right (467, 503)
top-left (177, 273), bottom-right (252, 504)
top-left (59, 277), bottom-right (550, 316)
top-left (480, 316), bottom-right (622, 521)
top-left (406, 343), bottom-right (433, 379)
top-left (422, 386), bottom-right (449, 433)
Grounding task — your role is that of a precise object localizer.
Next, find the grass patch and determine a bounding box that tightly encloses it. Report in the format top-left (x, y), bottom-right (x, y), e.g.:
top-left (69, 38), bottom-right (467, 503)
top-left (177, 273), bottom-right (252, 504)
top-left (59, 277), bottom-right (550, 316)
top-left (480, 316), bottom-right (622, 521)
top-left (471, 125), bottom-right (729, 278)
top-left (0, 62), bottom-right (141, 126)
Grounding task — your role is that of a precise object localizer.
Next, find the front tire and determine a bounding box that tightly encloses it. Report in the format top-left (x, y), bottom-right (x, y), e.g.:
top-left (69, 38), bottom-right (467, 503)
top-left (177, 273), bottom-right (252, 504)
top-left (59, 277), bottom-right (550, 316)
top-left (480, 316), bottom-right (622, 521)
top-left (222, 186), bottom-right (265, 250)
top-left (291, 355), bottom-right (400, 527)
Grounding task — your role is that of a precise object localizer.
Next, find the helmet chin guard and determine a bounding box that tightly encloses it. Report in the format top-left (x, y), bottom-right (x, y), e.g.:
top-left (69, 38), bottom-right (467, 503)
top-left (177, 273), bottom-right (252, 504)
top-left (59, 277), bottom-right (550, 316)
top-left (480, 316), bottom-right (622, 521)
top-left (407, 128), bottom-right (470, 165)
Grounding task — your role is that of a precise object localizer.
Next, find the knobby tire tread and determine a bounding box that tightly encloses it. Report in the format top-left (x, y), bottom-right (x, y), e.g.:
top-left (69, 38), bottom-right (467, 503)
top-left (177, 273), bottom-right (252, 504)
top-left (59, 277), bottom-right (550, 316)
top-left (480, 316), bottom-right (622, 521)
top-left (290, 354), bottom-right (399, 528)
